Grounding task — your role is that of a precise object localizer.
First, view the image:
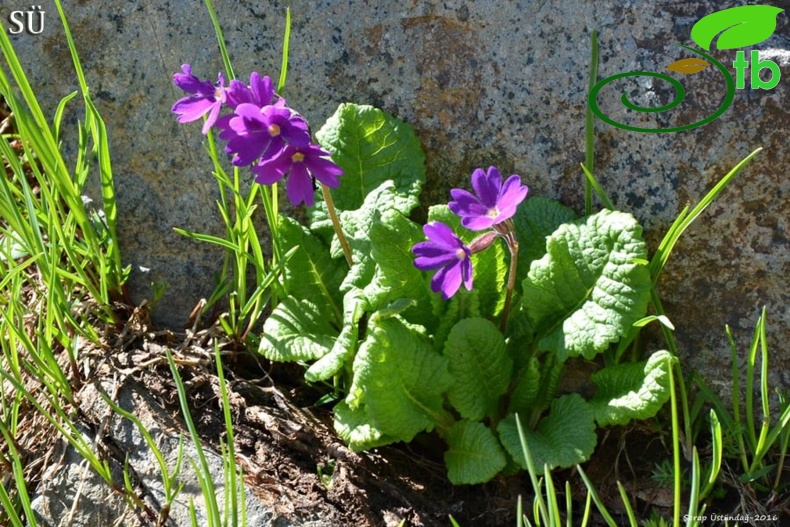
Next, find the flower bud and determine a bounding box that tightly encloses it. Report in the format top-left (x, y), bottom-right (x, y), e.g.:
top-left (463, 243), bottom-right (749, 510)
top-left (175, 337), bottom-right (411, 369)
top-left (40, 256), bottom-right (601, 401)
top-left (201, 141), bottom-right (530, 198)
top-left (468, 230), bottom-right (499, 254)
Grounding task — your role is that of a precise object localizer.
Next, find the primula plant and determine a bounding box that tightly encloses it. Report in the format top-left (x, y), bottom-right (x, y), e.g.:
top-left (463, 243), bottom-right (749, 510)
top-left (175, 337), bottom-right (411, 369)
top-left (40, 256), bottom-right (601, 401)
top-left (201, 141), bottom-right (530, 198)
top-left (174, 58), bottom-right (678, 483)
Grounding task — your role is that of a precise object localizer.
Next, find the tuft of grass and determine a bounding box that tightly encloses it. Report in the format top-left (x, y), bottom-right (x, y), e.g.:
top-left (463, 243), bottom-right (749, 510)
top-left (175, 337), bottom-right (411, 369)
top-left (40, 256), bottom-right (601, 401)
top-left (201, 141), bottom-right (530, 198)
top-left (691, 308), bottom-right (790, 493)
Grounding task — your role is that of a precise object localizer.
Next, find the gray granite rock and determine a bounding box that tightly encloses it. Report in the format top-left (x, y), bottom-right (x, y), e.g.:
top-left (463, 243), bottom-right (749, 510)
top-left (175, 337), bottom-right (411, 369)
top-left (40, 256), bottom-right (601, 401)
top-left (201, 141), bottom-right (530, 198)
top-left (4, 1), bottom-right (788, 393)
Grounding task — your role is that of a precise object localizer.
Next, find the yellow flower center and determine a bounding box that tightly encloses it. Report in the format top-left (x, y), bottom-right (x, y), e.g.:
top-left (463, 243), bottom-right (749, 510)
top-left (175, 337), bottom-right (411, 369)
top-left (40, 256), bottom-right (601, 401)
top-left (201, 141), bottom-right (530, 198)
top-left (268, 124), bottom-right (281, 137)
top-left (455, 248), bottom-right (466, 260)
top-left (292, 152), bottom-right (305, 163)
top-left (487, 207), bottom-right (500, 218)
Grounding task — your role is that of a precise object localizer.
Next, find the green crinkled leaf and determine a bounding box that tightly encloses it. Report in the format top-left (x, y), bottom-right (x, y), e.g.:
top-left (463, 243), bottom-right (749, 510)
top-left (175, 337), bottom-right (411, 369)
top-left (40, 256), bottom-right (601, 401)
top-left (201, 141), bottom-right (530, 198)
top-left (258, 297), bottom-right (336, 362)
top-left (351, 315), bottom-right (453, 442)
top-left (278, 215), bottom-right (346, 320)
top-left (444, 318), bottom-right (512, 420)
top-left (310, 103), bottom-right (425, 233)
top-left (590, 350), bottom-right (674, 427)
top-left (364, 208), bottom-right (437, 327)
top-left (504, 296), bottom-right (535, 343)
top-left (431, 287), bottom-right (482, 352)
top-left (523, 209), bottom-right (651, 361)
top-left (691, 5), bottom-right (784, 51)
top-left (498, 394), bottom-right (596, 474)
top-left (427, 205), bottom-right (508, 317)
top-left (305, 288), bottom-right (369, 383)
top-left (373, 298), bottom-right (417, 319)
top-left (444, 420), bottom-right (507, 485)
top-left (512, 196), bottom-right (577, 286)
top-left (333, 182), bottom-right (400, 292)
top-left (333, 400), bottom-right (395, 451)
top-left (507, 357), bottom-right (542, 415)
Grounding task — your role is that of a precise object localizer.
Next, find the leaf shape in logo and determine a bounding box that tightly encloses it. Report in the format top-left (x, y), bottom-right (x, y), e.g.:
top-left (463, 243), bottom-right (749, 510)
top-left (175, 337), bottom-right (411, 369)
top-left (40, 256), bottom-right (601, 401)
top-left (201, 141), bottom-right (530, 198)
top-left (691, 5), bottom-right (784, 51)
top-left (666, 57), bottom-right (709, 75)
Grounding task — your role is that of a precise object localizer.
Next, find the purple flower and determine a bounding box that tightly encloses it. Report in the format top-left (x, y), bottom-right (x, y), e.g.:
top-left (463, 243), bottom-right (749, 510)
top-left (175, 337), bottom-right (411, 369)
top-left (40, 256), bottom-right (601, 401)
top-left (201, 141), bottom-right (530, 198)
top-left (225, 72), bottom-right (276, 109)
top-left (412, 222), bottom-right (473, 299)
top-left (171, 64), bottom-right (226, 134)
top-left (252, 144), bottom-right (344, 206)
top-left (449, 166), bottom-right (529, 231)
top-left (219, 103), bottom-right (310, 166)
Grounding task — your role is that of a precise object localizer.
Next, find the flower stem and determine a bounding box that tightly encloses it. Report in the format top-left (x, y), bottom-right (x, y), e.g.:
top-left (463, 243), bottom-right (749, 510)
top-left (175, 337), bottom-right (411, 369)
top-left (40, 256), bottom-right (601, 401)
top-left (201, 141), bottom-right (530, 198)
top-left (497, 219), bottom-right (519, 334)
top-left (501, 236), bottom-right (518, 334)
top-left (321, 183), bottom-right (353, 267)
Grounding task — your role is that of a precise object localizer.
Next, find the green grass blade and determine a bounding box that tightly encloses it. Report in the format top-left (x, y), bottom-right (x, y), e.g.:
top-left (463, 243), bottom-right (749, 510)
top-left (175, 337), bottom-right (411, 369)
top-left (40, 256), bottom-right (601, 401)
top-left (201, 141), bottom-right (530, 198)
top-left (580, 491), bottom-right (592, 527)
top-left (515, 413), bottom-right (550, 526)
top-left (53, 91), bottom-right (78, 140)
top-left (616, 481), bottom-right (638, 527)
top-left (669, 356), bottom-right (682, 527)
top-left (52, 0), bottom-right (88, 95)
top-left (0, 368), bottom-right (113, 484)
top-left (685, 447), bottom-right (701, 527)
top-left (166, 350), bottom-right (222, 527)
top-left (544, 466), bottom-right (561, 526)
top-left (278, 8), bottom-right (292, 94)
top-left (701, 409), bottom-right (723, 499)
top-left (580, 163), bottom-right (615, 211)
top-left (750, 401), bottom-right (790, 474)
top-left (100, 392), bottom-right (183, 507)
top-left (773, 392), bottom-right (790, 491)
top-left (584, 29), bottom-right (598, 216)
top-left (85, 97), bottom-right (123, 291)
top-left (745, 309), bottom-right (763, 452)
top-left (174, 227), bottom-right (244, 254)
top-left (204, 0), bottom-right (235, 80)
top-left (576, 465), bottom-right (618, 527)
top-left (0, 420), bottom-right (36, 526)
top-left (649, 148), bottom-right (762, 282)
top-left (724, 323), bottom-right (750, 471)
top-left (215, 342), bottom-right (241, 526)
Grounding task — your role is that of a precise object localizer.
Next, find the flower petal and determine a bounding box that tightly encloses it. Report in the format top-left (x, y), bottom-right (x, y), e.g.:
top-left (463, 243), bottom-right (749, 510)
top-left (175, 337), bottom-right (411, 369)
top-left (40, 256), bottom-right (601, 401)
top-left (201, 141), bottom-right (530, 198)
top-left (171, 97), bottom-right (215, 123)
top-left (470, 167), bottom-right (501, 208)
top-left (303, 154), bottom-right (343, 187)
top-left (499, 175), bottom-right (529, 209)
top-left (449, 188), bottom-right (488, 216)
top-left (422, 222), bottom-right (462, 249)
top-left (201, 101), bottom-right (223, 134)
top-left (434, 260), bottom-right (463, 299)
top-left (413, 243), bottom-right (461, 270)
top-left (173, 64), bottom-right (207, 94)
top-left (280, 114), bottom-right (311, 146)
top-left (460, 215), bottom-right (497, 231)
top-left (253, 146), bottom-right (292, 183)
top-left (250, 72), bottom-right (274, 106)
top-left (460, 256), bottom-right (473, 292)
top-left (286, 163), bottom-right (315, 206)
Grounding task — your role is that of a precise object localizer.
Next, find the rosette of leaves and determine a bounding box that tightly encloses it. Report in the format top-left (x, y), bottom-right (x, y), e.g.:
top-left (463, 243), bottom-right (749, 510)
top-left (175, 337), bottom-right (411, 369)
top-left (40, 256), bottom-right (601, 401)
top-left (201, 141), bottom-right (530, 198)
top-left (258, 103), bottom-right (673, 484)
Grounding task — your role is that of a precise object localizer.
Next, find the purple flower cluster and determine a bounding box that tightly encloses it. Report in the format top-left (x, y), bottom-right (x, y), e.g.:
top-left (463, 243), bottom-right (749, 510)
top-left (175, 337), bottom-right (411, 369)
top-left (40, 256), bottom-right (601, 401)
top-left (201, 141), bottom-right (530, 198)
top-left (413, 167), bottom-right (528, 299)
top-left (171, 65), bottom-right (343, 206)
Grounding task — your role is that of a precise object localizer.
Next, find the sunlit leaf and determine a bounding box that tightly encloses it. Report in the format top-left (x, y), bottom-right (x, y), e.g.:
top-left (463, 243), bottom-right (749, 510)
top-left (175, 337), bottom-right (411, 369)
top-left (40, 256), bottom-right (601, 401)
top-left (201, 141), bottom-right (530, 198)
top-left (444, 421), bottom-right (507, 484)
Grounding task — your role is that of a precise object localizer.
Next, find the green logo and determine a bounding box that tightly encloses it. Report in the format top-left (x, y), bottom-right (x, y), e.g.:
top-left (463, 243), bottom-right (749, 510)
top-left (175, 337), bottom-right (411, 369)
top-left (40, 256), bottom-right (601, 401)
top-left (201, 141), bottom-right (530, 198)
top-left (588, 5), bottom-right (784, 133)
